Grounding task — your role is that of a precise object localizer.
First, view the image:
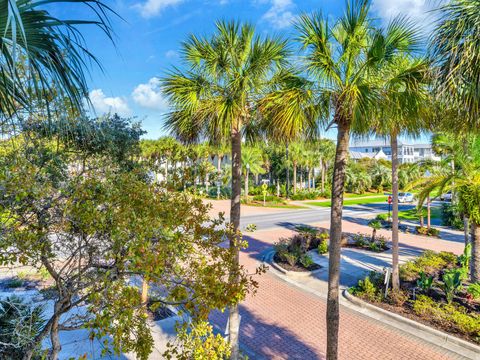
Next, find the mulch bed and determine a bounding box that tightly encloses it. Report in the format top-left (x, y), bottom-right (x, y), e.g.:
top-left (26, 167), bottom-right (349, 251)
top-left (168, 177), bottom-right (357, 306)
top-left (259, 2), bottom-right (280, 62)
top-left (273, 253), bottom-right (322, 272)
top-left (343, 243), bottom-right (390, 252)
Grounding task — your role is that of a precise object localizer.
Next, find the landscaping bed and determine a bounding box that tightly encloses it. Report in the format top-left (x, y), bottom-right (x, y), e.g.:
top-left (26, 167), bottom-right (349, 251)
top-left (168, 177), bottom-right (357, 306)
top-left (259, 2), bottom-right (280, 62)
top-left (350, 247), bottom-right (480, 345)
top-left (273, 226), bottom-right (328, 272)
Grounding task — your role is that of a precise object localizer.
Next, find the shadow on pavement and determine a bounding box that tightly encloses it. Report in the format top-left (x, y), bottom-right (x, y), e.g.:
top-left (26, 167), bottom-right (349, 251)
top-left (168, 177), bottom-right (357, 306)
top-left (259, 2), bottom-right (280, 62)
top-left (210, 306), bottom-right (323, 360)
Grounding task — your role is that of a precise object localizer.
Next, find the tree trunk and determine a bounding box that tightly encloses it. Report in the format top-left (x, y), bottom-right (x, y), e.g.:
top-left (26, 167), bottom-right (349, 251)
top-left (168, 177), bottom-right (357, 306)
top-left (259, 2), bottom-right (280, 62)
top-left (321, 159), bottom-right (325, 194)
top-left (141, 278), bottom-right (149, 309)
top-left (217, 156), bottom-right (222, 199)
top-left (371, 228), bottom-right (377, 243)
top-left (244, 170), bottom-right (249, 199)
top-left (471, 221), bottom-right (480, 283)
top-left (277, 179), bottom-right (280, 197)
top-left (464, 215), bottom-right (470, 245)
top-left (49, 310), bottom-right (61, 359)
top-left (391, 134), bottom-right (400, 290)
top-left (229, 126), bottom-right (242, 360)
top-left (327, 120), bottom-right (350, 360)
top-left (427, 195), bottom-right (431, 229)
top-left (165, 159), bottom-right (168, 183)
top-left (300, 168), bottom-right (303, 190)
top-left (293, 163), bottom-right (297, 194)
top-left (286, 143), bottom-right (290, 199)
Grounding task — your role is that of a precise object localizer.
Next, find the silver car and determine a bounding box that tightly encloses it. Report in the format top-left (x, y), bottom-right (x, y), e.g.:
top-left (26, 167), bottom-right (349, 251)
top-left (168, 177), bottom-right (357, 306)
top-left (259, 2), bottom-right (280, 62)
top-left (398, 192), bottom-right (414, 203)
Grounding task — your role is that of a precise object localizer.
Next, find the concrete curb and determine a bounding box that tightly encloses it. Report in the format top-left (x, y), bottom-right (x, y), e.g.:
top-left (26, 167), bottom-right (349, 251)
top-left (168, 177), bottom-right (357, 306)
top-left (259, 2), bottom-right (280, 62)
top-left (269, 255), bottom-right (325, 278)
top-left (343, 289), bottom-right (480, 360)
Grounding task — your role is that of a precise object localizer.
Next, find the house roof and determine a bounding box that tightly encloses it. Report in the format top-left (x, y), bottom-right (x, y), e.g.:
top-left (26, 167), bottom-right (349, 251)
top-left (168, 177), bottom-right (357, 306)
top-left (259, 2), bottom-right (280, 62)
top-left (350, 139), bottom-right (410, 147)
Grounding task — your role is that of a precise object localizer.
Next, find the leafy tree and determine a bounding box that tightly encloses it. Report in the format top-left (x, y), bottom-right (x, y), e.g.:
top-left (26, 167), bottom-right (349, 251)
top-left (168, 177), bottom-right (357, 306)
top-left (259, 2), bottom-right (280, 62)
top-left (162, 20), bottom-right (288, 358)
top-left (295, 1), bottom-right (420, 356)
top-left (0, 0), bottom-right (114, 118)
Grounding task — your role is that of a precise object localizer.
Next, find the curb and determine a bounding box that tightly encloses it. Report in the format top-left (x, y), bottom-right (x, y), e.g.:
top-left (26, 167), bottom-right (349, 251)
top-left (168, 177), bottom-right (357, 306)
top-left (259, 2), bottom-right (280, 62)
top-left (269, 256), bottom-right (325, 278)
top-left (343, 289), bottom-right (480, 360)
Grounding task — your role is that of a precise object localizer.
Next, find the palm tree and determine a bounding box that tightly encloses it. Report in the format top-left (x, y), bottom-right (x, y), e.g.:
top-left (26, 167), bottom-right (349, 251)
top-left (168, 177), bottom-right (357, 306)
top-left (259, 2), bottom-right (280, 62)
top-left (412, 135), bottom-right (480, 282)
top-left (431, 0), bottom-right (480, 132)
top-left (0, 0), bottom-right (114, 118)
top-left (295, 2), bottom-right (420, 357)
top-left (373, 55), bottom-right (430, 290)
top-left (162, 21), bottom-right (288, 359)
top-left (242, 146), bottom-right (265, 198)
top-left (288, 142), bottom-right (303, 194)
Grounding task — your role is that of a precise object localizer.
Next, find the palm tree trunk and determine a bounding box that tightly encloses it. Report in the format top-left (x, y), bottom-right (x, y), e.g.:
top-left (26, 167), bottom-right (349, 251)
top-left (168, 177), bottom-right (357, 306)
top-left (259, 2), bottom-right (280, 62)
top-left (293, 163), bottom-right (297, 194)
top-left (308, 169), bottom-right (312, 190)
top-left (141, 278), bottom-right (149, 309)
top-left (244, 169), bottom-right (249, 198)
top-left (427, 195), bottom-right (431, 229)
top-left (286, 142), bottom-right (290, 199)
top-left (327, 120), bottom-right (350, 360)
top-left (471, 221), bottom-right (480, 283)
top-left (300, 168), bottom-right (303, 190)
top-left (464, 215), bottom-right (470, 245)
top-left (217, 155), bottom-right (222, 199)
top-left (391, 134), bottom-right (400, 290)
top-left (229, 126), bottom-right (242, 360)
top-left (321, 159), bottom-right (325, 193)
top-left (165, 159), bottom-right (168, 183)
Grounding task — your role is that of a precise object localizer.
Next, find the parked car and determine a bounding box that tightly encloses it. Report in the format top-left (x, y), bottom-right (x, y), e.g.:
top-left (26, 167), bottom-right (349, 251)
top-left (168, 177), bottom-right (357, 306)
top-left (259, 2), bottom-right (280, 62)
top-left (398, 192), bottom-right (414, 203)
top-left (440, 191), bottom-right (452, 201)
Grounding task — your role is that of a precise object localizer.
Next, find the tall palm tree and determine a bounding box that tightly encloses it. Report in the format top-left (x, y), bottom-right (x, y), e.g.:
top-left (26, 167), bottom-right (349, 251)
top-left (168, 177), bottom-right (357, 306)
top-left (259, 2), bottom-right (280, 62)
top-left (0, 0), bottom-right (114, 118)
top-left (162, 21), bottom-right (288, 359)
top-left (289, 142), bottom-right (304, 194)
top-left (412, 135), bottom-right (480, 282)
top-left (295, 2), bottom-right (420, 357)
top-left (373, 55), bottom-right (430, 290)
top-left (431, 0), bottom-right (480, 132)
top-left (242, 146), bottom-right (265, 197)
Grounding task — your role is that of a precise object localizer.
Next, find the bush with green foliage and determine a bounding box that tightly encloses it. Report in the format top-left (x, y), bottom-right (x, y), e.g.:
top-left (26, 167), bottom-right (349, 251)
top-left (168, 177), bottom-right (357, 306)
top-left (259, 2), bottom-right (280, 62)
top-left (290, 189), bottom-right (327, 201)
top-left (441, 203), bottom-right (465, 230)
top-left (0, 297), bottom-right (44, 359)
top-left (318, 241), bottom-right (328, 255)
top-left (399, 250), bottom-right (456, 281)
top-left (416, 226), bottom-right (441, 237)
top-left (467, 283), bottom-right (480, 300)
top-left (442, 269), bottom-right (463, 303)
top-left (416, 272), bottom-right (434, 292)
top-left (351, 276), bottom-right (381, 302)
top-left (413, 295), bottom-right (480, 338)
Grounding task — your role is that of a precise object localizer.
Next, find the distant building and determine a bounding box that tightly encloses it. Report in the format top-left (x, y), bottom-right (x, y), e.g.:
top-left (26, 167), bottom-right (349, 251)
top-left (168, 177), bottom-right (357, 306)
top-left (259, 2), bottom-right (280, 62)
top-left (349, 139), bottom-right (440, 164)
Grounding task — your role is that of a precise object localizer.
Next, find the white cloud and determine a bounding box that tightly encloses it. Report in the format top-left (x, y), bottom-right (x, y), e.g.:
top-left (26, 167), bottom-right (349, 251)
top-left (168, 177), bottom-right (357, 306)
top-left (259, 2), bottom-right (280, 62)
top-left (132, 78), bottom-right (169, 111)
top-left (371, 0), bottom-right (442, 26)
top-left (89, 89), bottom-right (131, 116)
top-left (165, 50), bottom-right (179, 59)
top-left (134, 0), bottom-right (185, 18)
top-left (261, 0), bottom-right (296, 29)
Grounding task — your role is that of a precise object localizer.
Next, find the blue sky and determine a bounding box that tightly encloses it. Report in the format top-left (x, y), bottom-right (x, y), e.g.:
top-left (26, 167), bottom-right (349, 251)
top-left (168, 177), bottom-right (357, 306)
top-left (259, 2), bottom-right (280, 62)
top-left (54, 0), bottom-right (440, 140)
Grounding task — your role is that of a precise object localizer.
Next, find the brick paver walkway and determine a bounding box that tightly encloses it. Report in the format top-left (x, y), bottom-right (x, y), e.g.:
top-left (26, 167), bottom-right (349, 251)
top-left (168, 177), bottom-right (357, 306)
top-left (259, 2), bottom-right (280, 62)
top-left (212, 217), bottom-right (465, 360)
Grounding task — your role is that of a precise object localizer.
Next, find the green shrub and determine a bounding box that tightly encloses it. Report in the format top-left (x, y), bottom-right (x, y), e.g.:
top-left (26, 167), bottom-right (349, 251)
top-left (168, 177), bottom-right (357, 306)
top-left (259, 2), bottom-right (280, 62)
top-left (5, 278), bottom-right (23, 288)
top-left (318, 241), bottom-right (328, 255)
top-left (413, 295), bottom-right (480, 337)
top-left (368, 242), bottom-right (380, 252)
top-left (376, 213), bottom-right (388, 221)
top-left (416, 272), bottom-right (434, 292)
top-left (467, 283), bottom-right (480, 300)
top-left (351, 276), bottom-right (381, 302)
top-left (441, 203), bottom-right (464, 230)
top-left (0, 296), bottom-right (45, 359)
top-left (299, 254), bottom-right (314, 268)
top-left (442, 269), bottom-right (463, 303)
top-left (283, 252), bottom-right (299, 267)
top-left (399, 250), bottom-right (456, 281)
top-left (458, 243), bottom-right (472, 280)
top-left (416, 226), bottom-right (440, 237)
top-left (252, 195), bottom-right (285, 203)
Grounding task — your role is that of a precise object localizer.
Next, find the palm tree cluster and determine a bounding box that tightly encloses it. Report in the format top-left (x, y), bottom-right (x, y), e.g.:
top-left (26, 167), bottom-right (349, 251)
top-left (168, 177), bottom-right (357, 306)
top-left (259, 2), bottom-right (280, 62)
top-left (2, 0), bottom-right (480, 358)
top-left (160, 0), bottom-right (480, 357)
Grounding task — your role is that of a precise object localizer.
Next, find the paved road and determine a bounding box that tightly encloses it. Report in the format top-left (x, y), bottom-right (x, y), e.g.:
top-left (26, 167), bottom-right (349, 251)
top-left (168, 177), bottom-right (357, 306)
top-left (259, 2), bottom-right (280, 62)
top-left (239, 202), bottom-right (417, 231)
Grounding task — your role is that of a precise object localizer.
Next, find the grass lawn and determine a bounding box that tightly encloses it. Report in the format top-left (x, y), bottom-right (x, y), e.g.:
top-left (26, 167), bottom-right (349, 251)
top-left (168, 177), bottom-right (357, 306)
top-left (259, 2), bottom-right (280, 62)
top-left (379, 207), bottom-right (442, 221)
top-left (343, 192), bottom-right (386, 198)
top-left (306, 195), bottom-right (387, 207)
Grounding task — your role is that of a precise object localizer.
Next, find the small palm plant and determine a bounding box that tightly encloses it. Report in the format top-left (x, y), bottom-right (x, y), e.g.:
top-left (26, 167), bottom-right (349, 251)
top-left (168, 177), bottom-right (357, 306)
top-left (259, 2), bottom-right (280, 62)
top-left (368, 219), bottom-right (382, 243)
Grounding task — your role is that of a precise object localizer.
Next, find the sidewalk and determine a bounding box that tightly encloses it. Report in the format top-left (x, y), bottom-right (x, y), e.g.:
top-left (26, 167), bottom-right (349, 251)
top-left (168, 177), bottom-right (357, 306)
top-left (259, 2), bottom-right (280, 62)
top-left (210, 217), bottom-right (467, 360)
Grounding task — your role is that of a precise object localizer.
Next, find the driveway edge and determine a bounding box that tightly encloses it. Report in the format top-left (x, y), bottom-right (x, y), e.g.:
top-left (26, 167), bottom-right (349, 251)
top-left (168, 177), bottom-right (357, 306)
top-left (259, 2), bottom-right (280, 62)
top-left (343, 289), bottom-right (480, 360)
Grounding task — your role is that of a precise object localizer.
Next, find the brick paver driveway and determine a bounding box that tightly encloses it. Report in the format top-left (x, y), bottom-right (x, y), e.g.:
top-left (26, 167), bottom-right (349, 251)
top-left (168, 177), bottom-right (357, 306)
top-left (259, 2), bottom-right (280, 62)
top-left (212, 217), bottom-right (465, 360)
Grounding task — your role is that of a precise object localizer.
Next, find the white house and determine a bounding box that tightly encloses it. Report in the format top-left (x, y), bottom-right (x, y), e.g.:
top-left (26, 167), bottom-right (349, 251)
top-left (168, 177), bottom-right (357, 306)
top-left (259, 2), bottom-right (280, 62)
top-left (349, 139), bottom-right (439, 164)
